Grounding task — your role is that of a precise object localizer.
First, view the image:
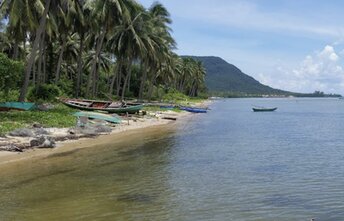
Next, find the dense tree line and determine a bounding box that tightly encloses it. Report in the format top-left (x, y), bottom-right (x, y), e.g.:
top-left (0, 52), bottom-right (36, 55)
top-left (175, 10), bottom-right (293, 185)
top-left (0, 0), bottom-right (206, 102)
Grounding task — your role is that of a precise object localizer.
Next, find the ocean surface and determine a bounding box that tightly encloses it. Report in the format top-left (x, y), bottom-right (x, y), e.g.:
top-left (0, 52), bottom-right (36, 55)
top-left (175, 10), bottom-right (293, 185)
top-left (1, 98), bottom-right (344, 221)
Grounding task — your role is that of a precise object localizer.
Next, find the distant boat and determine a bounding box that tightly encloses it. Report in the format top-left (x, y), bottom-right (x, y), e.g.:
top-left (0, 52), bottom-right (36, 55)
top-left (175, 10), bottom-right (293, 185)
top-left (252, 107), bottom-right (277, 112)
top-left (0, 102), bottom-right (36, 111)
top-left (73, 112), bottom-right (121, 124)
top-left (60, 98), bottom-right (143, 114)
top-left (180, 106), bottom-right (207, 113)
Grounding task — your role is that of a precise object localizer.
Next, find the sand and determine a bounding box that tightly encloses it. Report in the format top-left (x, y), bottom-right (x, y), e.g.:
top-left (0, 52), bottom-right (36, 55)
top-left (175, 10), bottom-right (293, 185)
top-left (0, 110), bottom-right (195, 165)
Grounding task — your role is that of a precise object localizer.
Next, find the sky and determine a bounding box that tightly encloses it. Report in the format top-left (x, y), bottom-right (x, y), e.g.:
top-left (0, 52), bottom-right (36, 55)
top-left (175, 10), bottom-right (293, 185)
top-left (139, 0), bottom-right (344, 94)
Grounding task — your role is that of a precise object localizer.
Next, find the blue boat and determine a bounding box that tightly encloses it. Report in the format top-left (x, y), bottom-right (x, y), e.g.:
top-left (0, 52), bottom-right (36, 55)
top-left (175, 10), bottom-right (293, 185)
top-left (0, 102), bottom-right (36, 111)
top-left (180, 106), bottom-right (207, 113)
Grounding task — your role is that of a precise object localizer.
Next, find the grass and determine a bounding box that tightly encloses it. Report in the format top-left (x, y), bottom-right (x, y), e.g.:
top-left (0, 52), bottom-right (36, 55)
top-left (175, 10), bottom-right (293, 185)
top-left (0, 97), bottom-right (208, 135)
top-left (143, 106), bottom-right (182, 112)
top-left (143, 97), bottom-right (208, 113)
top-left (0, 104), bottom-right (76, 135)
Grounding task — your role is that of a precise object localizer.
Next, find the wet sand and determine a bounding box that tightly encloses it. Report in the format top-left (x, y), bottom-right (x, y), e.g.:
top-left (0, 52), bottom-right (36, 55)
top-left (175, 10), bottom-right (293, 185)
top-left (0, 111), bottom-right (194, 166)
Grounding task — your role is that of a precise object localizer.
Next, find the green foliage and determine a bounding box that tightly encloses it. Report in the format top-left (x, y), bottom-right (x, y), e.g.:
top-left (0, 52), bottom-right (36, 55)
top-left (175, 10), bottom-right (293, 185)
top-left (0, 53), bottom-right (24, 97)
top-left (56, 77), bottom-right (74, 97)
top-left (0, 90), bottom-right (20, 102)
top-left (195, 92), bottom-right (209, 99)
top-left (162, 89), bottom-right (189, 102)
top-left (0, 1), bottom-right (210, 102)
top-left (143, 106), bottom-right (181, 113)
top-left (28, 84), bottom-right (61, 103)
top-left (189, 56), bottom-right (289, 95)
top-left (0, 104), bottom-right (76, 135)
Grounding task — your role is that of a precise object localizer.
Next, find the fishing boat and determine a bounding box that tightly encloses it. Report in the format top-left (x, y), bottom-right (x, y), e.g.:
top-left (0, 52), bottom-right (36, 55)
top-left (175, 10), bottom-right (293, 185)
top-left (252, 107), bottom-right (277, 112)
top-left (180, 106), bottom-right (207, 113)
top-left (0, 102), bottom-right (36, 111)
top-left (73, 112), bottom-right (121, 124)
top-left (60, 98), bottom-right (143, 114)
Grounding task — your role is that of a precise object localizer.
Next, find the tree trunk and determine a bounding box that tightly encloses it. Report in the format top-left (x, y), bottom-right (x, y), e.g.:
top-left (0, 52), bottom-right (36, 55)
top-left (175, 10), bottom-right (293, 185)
top-left (37, 35), bottom-right (44, 84)
top-left (127, 71), bottom-right (131, 91)
top-left (138, 62), bottom-right (147, 101)
top-left (93, 64), bottom-right (99, 96)
top-left (75, 34), bottom-right (84, 97)
top-left (109, 61), bottom-right (120, 96)
top-left (87, 30), bottom-right (106, 97)
top-left (121, 59), bottom-right (132, 101)
top-left (43, 43), bottom-right (47, 83)
top-left (116, 63), bottom-right (123, 97)
top-left (92, 63), bottom-right (100, 97)
top-left (55, 37), bottom-right (67, 83)
top-left (33, 63), bottom-right (36, 86)
top-left (13, 41), bottom-right (19, 60)
top-left (19, 0), bottom-right (51, 101)
top-left (147, 74), bottom-right (157, 102)
top-left (188, 81), bottom-right (195, 96)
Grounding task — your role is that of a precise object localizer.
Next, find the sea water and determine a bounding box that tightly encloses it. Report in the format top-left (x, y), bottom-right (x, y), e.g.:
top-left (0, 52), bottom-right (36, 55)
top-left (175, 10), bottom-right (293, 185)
top-left (1, 98), bottom-right (344, 221)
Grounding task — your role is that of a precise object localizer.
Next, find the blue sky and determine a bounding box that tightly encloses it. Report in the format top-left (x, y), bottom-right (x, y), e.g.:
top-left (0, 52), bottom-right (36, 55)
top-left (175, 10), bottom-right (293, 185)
top-left (139, 0), bottom-right (344, 94)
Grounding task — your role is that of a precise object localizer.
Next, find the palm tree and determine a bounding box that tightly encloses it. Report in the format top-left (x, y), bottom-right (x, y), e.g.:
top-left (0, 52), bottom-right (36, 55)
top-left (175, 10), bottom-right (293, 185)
top-left (52, 1), bottom-right (71, 83)
top-left (0, 0), bottom-right (44, 60)
top-left (1, 0), bottom-right (205, 102)
top-left (145, 2), bottom-right (175, 101)
top-left (19, 0), bottom-right (52, 101)
top-left (109, 4), bottom-right (151, 100)
top-left (72, 0), bottom-right (87, 97)
top-left (84, 0), bottom-right (135, 98)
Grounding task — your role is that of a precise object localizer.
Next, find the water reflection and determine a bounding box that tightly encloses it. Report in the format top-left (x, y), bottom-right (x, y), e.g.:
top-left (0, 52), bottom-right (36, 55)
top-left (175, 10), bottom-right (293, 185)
top-left (1, 99), bottom-right (344, 220)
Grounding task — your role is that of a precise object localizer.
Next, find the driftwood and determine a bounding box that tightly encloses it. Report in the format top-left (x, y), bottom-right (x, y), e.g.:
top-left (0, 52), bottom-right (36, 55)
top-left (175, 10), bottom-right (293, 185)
top-left (54, 134), bottom-right (98, 142)
top-left (162, 117), bottom-right (177, 121)
top-left (0, 142), bottom-right (31, 152)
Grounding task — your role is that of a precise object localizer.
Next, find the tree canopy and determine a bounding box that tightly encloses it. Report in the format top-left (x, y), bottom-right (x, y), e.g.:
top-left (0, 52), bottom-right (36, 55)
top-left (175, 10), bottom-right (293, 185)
top-left (0, 0), bottom-right (207, 102)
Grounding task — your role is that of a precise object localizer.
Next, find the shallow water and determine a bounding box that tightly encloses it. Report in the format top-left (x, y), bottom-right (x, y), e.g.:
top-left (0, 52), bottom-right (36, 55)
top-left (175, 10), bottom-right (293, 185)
top-left (1, 98), bottom-right (344, 221)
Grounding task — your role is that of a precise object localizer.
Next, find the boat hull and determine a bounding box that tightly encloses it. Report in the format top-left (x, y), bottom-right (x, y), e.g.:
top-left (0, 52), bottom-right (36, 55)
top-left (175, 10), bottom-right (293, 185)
top-left (73, 112), bottom-right (121, 124)
top-left (0, 102), bottom-right (36, 111)
top-left (61, 98), bottom-right (143, 114)
top-left (252, 107), bottom-right (277, 112)
top-left (180, 107), bottom-right (207, 113)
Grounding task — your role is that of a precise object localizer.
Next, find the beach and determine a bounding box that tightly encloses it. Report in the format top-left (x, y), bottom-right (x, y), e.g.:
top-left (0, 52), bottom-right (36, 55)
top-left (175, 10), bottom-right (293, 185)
top-left (0, 108), bottom-right (198, 165)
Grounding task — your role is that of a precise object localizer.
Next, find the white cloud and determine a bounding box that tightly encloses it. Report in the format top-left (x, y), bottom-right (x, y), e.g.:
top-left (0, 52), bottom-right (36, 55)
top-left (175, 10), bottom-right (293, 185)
top-left (258, 45), bottom-right (344, 94)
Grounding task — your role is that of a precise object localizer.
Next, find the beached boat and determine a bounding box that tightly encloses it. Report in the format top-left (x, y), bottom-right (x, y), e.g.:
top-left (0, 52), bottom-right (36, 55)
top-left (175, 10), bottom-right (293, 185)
top-left (0, 102), bottom-right (36, 111)
top-left (252, 107), bottom-right (277, 112)
top-left (180, 106), bottom-right (207, 113)
top-left (73, 112), bottom-right (121, 124)
top-left (60, 98), bottom-right (143, 114)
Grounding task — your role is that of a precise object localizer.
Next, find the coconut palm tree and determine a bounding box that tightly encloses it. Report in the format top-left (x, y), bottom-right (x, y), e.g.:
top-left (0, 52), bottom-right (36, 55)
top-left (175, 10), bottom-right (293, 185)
top-left (84, 0), bottom-right (136, 98)
top-left (72, 0), bottom-right (87, 97)
top-left (145, 3), bottom-right (176, 101)
top-left (109, 4), bottom-right (154, 100)
top-left (19, 0), bottom-right (52, 101)
top-left (0, 0), bottom-right (44, 60)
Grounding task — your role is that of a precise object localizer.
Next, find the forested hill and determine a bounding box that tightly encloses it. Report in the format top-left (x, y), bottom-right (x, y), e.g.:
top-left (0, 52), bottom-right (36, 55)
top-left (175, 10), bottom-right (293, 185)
top-left (188, 56), bottom-right (291, 95)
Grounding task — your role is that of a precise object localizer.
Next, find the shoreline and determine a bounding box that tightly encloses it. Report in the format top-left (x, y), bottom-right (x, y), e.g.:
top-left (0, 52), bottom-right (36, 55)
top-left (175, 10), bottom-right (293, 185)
top-left (0, 105), bottom-right (206, 165)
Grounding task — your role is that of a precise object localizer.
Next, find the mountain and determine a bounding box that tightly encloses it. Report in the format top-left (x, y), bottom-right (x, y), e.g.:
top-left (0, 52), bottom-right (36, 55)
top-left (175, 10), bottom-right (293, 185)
top-left (188, 56), bottom-right (291, 95)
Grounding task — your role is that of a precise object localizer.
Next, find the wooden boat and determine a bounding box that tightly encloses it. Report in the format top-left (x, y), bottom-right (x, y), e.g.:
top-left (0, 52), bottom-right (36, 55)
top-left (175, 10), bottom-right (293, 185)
top-left (180, 106), bottom-right (207, 113)
top-left (252, 107), bottom-right (277, 112)
top-left (0, 102), bottom-right (36, 111)
top-left (60, 98), bottom-right (143, 114)
top-left (73, 112), bottom-right (121, 124)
